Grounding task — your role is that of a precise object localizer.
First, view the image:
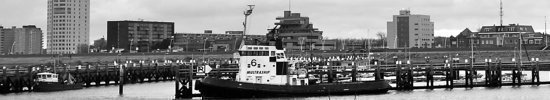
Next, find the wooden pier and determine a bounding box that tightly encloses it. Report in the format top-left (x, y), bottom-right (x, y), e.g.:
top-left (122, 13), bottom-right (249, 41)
top-left (2, 58), bottom-right (550, 99)
top-left (0, 61), bottom-right (176, 93)
top-left (172, 58), bottom-right (550, 98)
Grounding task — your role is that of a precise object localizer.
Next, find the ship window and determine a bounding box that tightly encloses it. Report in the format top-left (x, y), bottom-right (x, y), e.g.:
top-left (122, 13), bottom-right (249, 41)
top-left (271, 51), bottom-right (275, 56)
top-left (253, 47), bottom-right (258, 50)
top-left (47, 75), bottom-right (52, 78)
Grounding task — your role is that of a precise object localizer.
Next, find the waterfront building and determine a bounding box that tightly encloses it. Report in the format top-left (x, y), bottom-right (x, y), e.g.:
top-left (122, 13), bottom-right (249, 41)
top-left (387, 10), bottom-right (434, 49)
top-left (173, 32), bottom-right (265, 52)
top-left (477, 24), bottom-right (545, 48)
top-left (106, 20), bottom-right (175, 52)
top-left (450, 24), bottom-right (547, 49)
top-left (0, 26), bottom-right (15, 55)
top-left (0, 26), bottom-right (44, 55)
top-left (13, 25), bottom-right (44, 54)
top-left (450, 28), bottom-right (478, 48)
top-left (271, 11), bottom-right (324, 51)
top-left (47, 0), bottom-right (90, 54)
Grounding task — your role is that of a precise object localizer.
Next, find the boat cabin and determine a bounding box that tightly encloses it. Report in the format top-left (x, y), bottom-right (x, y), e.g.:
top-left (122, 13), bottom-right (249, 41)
top-left (236, 45), bottom-right (308, 85)
top-left (36, 72), bottom-right (59, 83)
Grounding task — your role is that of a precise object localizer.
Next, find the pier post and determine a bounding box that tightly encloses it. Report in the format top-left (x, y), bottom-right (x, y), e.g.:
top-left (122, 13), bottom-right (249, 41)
top-left (328, 61), bottom-right (333, 83)
top-left (396, 61), bottom-right (401, 89)
top-left (351, 64), bottom-right (357, 82)
top-left (95, 63), bottom-right (100, 85)
top-left (407, 62), bottom-right (413, 89)
top-left (119, 64), bottom-right (125, 96)
top-left (174, 63), bottom-right (180, 98)
top-left (425, 57), bottom-right (434, 89)
top-left (86, 64), bottom-right (91, 86)
top-left (497, 60), bottom-right (502, 87)
top-left (374, 62), bottom-right (380, 81)
top-left (532, 58), bottom-right (540, 85)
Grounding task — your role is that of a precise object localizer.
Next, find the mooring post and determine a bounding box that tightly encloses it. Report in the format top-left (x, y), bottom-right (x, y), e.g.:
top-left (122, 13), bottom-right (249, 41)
top-left (174, 63), bottom-right (181, 98)
top-left (188, 60), bottom-right (195, 98)
top-left (374, 61), bottom-right (380, 81)
top-left (396, 61), bottom-right (401, 89)
top-left (497, 59), bottom-right (502, 86)
top-left (407, 61), bottom-right (413, 89)
top-left (485, 59), bottom-right (493, 86)
top-left (351, 62), bottom-right (357, 82)
top-left (533, 58), bottom-right (540, 85)
top-left (119, 64), bottom-right (125, 96)
top-left (328, 61), bottom-right (333, 83)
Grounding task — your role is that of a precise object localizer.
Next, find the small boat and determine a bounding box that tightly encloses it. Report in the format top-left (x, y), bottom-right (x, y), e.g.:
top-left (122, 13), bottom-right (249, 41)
top-left (34, 72), bottom-right (83, 92)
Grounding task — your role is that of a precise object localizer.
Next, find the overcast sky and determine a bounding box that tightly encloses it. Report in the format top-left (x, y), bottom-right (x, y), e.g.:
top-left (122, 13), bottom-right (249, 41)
top-left (0, 0), bottom-right (549, 45)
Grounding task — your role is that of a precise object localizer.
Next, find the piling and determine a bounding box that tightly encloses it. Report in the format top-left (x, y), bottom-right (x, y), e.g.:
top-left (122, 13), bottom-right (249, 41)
top-left (119, 64), bottom-right (125, 96)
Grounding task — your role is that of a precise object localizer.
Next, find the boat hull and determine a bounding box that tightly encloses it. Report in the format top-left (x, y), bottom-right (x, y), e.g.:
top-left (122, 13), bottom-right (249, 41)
top-left (34, 82), bottom-right (83, 92)
top-left (196, 77), bottom-right (391, 98)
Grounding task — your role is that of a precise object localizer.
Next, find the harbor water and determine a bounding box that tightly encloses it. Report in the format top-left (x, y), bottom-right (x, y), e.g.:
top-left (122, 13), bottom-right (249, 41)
top-left (1, 82), bottom-right (550, 100)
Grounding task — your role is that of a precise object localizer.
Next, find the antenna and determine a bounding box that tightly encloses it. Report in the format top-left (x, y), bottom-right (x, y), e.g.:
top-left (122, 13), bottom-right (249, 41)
top-left (288, 0), bottom-right (292, 11)
top-left (499, 0), bottom-right (503, 26)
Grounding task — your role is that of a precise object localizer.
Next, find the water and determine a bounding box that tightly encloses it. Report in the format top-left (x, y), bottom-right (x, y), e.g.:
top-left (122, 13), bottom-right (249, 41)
top-left (2, 81), bottom-right (550, 100)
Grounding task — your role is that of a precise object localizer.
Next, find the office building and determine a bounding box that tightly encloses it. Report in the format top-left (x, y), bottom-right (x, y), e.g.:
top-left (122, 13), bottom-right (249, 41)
top-left (13, 25), bottom-right (43, 54)
top-left (0, 26), bottom-right (43, 55)
top-left (387, 10), bottom-right (434, 49)
top-left (107, 20), bottom-right (174, 52)
top-left (0, 26), bottom-right (15, 55)
top-left (47, 0), bottom-right (90, 54)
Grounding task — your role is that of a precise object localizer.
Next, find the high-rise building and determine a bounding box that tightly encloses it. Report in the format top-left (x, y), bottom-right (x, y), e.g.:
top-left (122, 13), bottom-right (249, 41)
top-left (13, 25), bottom-right (43, 54)
top-left (0, 26), bottom-right (15, 55)
top-left (47, 0), bottom-right (90, 54)
top-left (270, 11), bottom-right (324, 51)
top-left (0, 26), bottom-right (43, 55)
top-left (107, 21), bottom-right (174, 52)
top-left (387, 10), bottom-right (434, 49)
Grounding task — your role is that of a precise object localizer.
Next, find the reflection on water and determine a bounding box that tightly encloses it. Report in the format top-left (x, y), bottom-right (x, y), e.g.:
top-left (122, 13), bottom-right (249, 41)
top-left (2, 81), bottom-right (550, 100)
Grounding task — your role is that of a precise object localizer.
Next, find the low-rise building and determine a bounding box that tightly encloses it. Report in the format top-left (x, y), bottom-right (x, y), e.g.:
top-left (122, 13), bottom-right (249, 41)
top-left (106, 20), bottom-right (174, 52)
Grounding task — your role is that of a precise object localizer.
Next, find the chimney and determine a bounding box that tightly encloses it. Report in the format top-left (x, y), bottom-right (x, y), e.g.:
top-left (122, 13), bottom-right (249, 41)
top-left (284, 11), bottom-right (291, 17)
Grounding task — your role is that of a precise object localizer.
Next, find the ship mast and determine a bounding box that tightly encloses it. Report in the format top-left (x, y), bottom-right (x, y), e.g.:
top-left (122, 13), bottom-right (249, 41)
top-left (241, 5), bottom-right (255, 48)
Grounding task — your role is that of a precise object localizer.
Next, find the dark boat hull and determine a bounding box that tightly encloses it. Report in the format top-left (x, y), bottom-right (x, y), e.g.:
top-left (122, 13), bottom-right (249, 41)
top-left (196, 77), bottom-right (391, 98)
top-left (34, 82), bottom-right (83, 92)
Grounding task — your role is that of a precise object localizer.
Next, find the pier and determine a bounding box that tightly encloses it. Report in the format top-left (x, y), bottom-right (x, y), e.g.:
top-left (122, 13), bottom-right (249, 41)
top-left (0, 61), bottom-right (175, 93)
top-left (3, 57), bottom-right (550, 98)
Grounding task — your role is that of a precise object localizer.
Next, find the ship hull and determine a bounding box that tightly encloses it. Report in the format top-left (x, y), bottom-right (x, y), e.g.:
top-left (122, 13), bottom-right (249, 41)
top-left (196, 77), bottom-right (391, 98)
top-left (34, 82), bottom-right (83, 92)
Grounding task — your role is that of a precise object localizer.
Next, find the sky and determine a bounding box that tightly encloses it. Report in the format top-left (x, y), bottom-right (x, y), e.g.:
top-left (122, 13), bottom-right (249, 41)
top-left (0, 0), bottom-right (549, 46)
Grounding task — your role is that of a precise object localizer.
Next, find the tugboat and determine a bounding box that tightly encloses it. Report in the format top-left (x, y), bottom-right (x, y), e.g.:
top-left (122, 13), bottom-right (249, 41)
top-left (34, 72), bottom-right (83, 92)
top-left (195, 5), bottom-right (391, 98)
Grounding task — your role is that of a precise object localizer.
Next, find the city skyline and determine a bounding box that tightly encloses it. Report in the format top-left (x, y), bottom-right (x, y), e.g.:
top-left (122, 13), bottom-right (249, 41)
top-left (0, 0), bottom-right (549, 47)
